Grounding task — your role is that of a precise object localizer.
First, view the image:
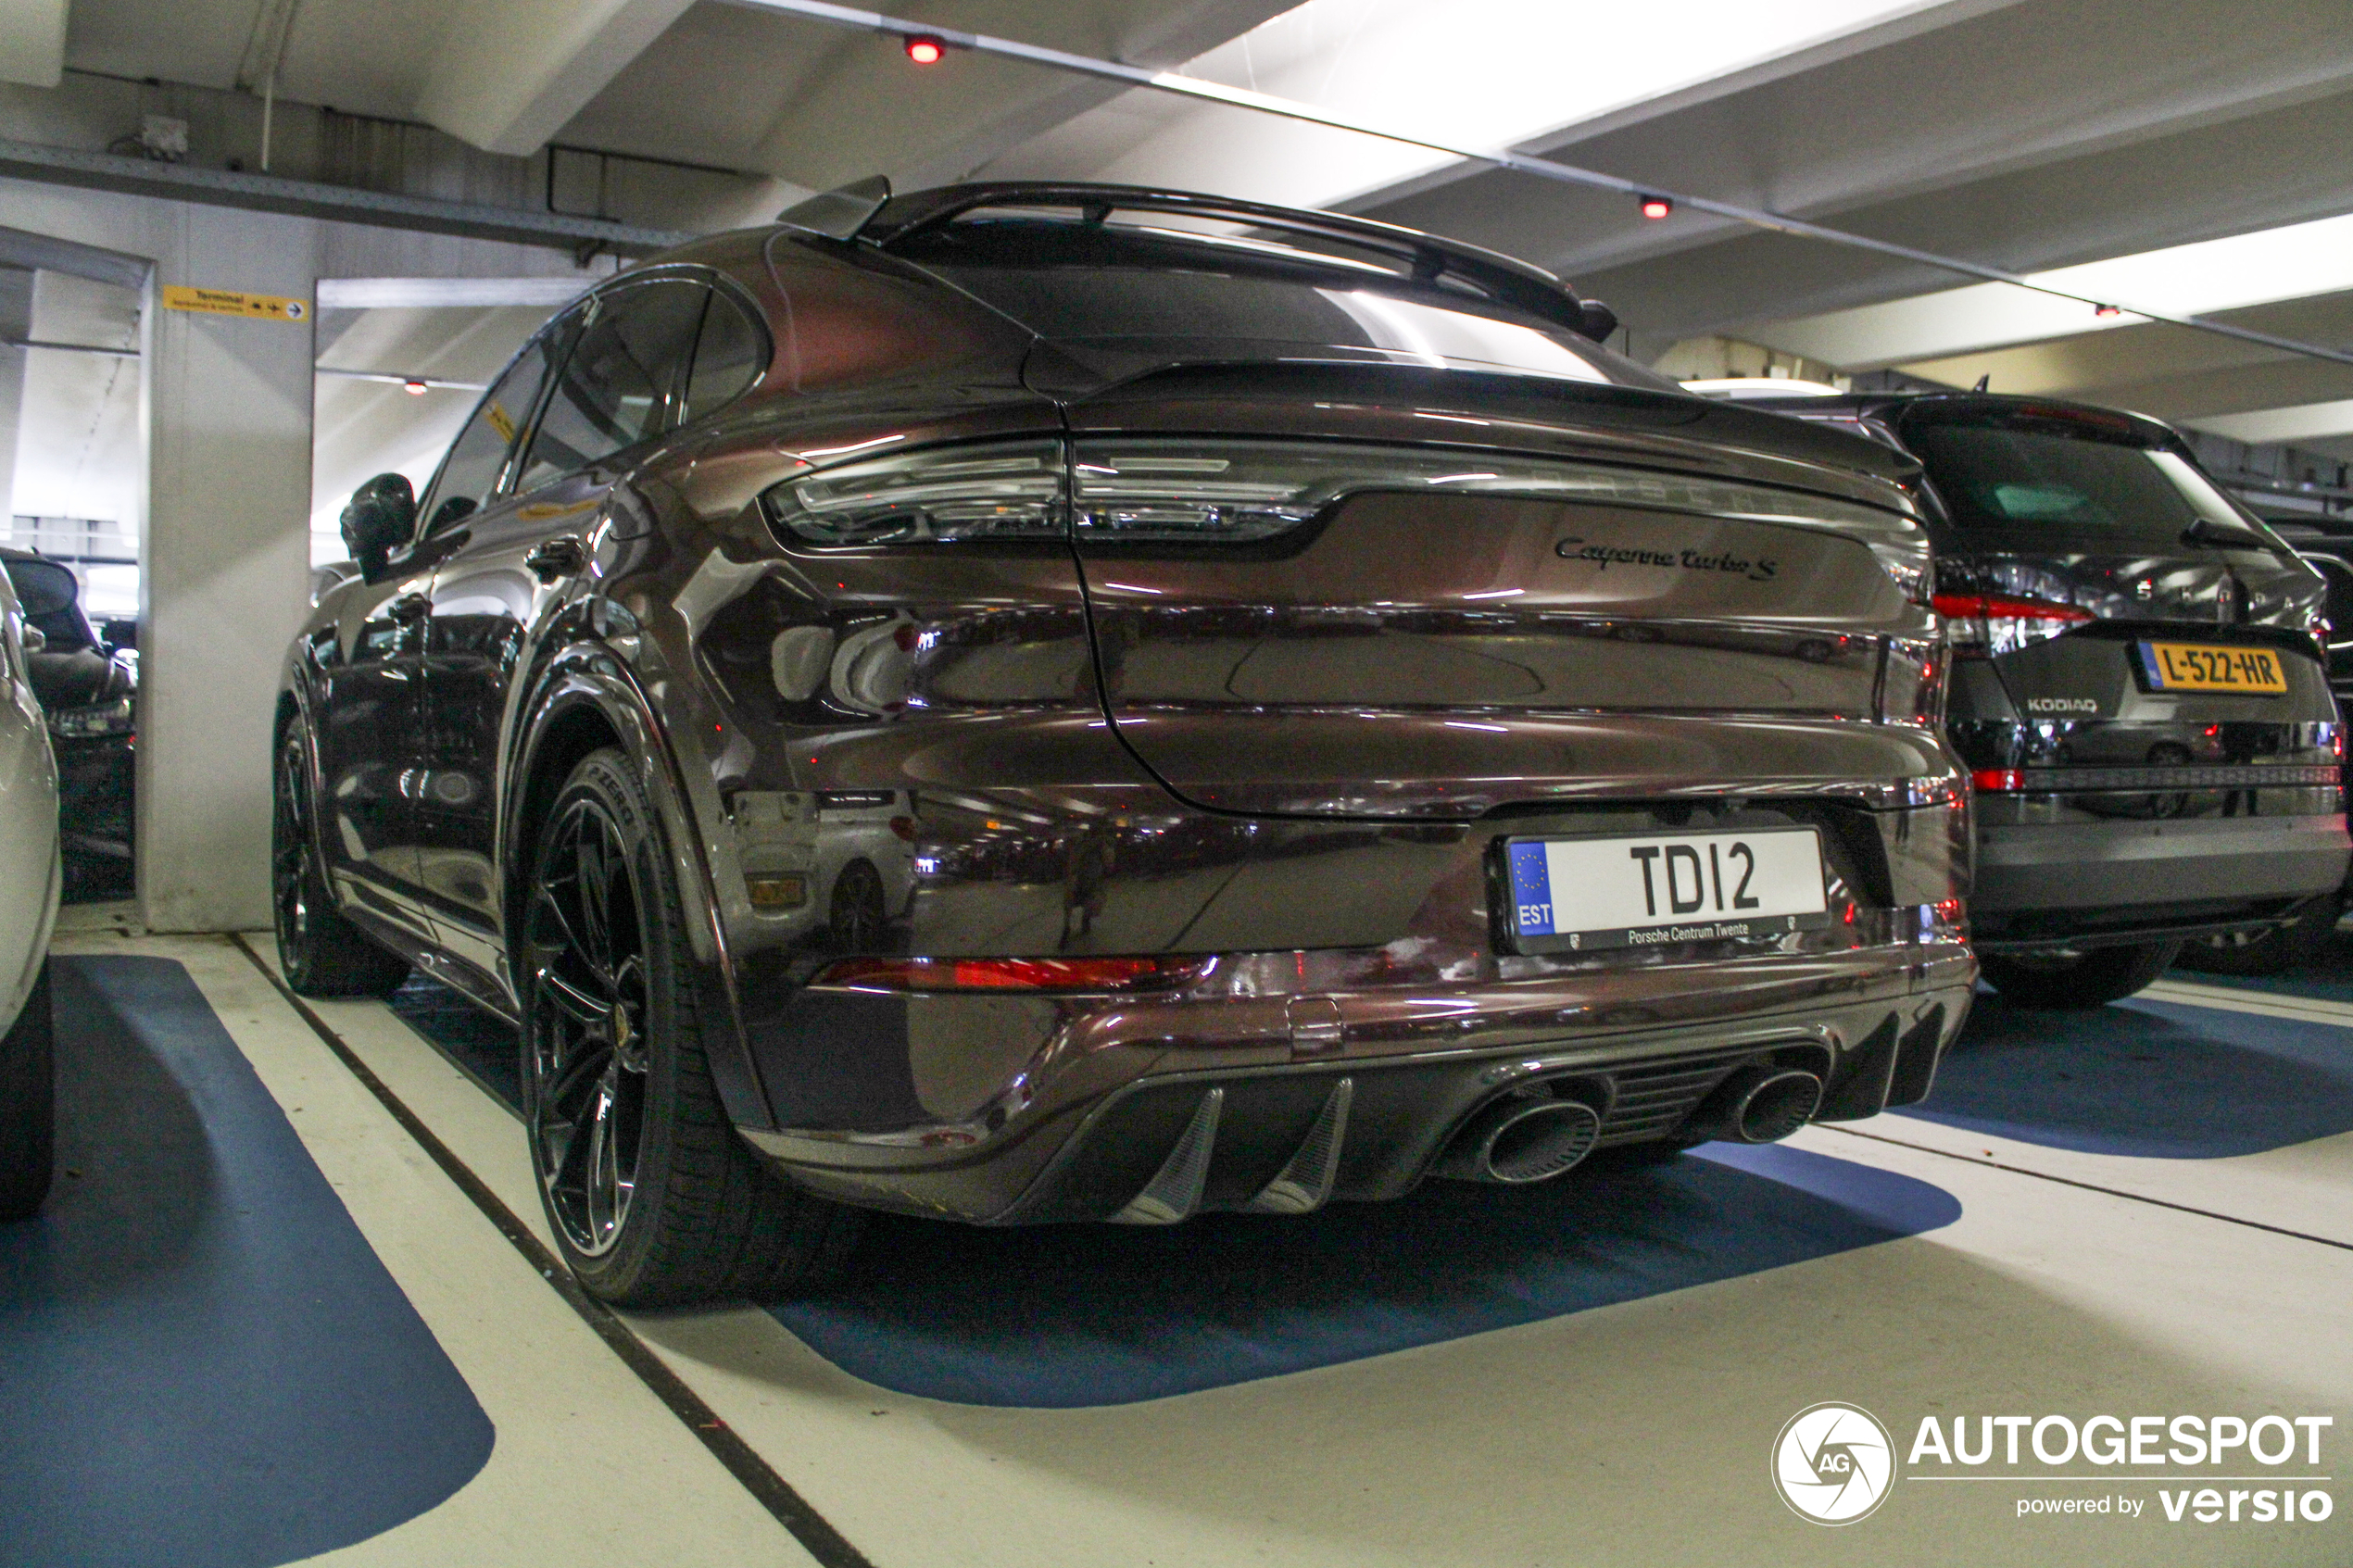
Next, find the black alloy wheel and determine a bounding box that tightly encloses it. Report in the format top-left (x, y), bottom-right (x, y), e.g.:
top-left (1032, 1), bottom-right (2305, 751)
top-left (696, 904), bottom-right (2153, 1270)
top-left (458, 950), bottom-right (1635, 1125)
top-left (523, 783), bottom-right (653, 1259)
top-left (828, 859), bottom-right (888, 950)
top-left (1977, 941), bottom-right (2183, 1010)
top-left (521, 748), bottom-right (862, 1306)
top-left (272, 727), bottom-right (410, 997)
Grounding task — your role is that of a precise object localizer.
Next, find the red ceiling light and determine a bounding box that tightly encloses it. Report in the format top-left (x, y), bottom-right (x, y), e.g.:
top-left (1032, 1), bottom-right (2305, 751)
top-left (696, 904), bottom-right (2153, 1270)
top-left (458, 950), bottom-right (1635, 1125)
top-left (2094, 304), bottom-right (2122, 318)
top-left (1639, 194), bottom-right (1673, 220)
top-left (402, 378), bottom-right (429, 395)
top-left (905, 34), bottom-right (946, 64)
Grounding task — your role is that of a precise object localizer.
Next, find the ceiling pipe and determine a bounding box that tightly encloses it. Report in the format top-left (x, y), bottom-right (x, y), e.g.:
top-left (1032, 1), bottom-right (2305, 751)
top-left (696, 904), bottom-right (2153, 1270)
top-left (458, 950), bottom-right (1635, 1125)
top-left (725, 0), bottom-right (2353, 372)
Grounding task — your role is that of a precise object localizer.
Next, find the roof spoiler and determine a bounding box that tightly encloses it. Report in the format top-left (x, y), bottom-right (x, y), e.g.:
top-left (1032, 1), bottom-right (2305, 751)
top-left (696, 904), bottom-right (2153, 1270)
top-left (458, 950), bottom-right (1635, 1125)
top-left (789, 178), bottom-right (1618, 341)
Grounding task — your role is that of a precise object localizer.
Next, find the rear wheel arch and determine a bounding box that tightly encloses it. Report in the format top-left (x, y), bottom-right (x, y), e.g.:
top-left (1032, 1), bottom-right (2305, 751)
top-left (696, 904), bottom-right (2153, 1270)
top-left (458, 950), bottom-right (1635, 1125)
top-left (504, 668), bottom-right (774, 1131)
top-left (507, 699), bottom-right (624, 947)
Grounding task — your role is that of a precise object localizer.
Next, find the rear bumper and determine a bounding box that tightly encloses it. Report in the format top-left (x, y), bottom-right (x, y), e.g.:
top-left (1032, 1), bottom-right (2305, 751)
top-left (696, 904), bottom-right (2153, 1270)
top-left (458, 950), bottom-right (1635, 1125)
top-left (1972, 812), bottom-right (2350, 947)
top-left (740, 934), bottom-right (1973, 1224)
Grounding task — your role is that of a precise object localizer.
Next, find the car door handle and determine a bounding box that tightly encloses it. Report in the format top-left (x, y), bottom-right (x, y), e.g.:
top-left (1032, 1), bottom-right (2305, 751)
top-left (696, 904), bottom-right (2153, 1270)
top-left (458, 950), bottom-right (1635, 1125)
top-left (386, 592), bottom-right (431, 623)
top-left (524, 534), bottom-right (588, 583)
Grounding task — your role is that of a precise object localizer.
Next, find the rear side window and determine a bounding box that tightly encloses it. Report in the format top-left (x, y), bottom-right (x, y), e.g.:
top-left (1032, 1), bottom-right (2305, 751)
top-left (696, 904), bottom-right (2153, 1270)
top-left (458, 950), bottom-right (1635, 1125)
top-left (682, 288), bottom-right (766, 423)
top-left (420, 336), bottom-right (551, 534)
top-left (517, 279), bottom-right (709, 491)
top-left (1906, 416), bottom-right (2261, 547)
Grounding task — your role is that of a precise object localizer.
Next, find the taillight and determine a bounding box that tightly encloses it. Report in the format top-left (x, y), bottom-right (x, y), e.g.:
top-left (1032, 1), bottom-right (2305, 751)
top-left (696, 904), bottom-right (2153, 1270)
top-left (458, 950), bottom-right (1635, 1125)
top-left (765, 440), bottom-right (1065, 546)
top-left (812, 955), bottom-right (1208, 992)
top-left (1932, 591), bottom-right (2092, 657)
top-left (1970, 768), bottom-right (2024, 793)
top-left (1076, 439), bottom-right (1927, 586)
top-left (761, 436), bottom-right (1927, 596)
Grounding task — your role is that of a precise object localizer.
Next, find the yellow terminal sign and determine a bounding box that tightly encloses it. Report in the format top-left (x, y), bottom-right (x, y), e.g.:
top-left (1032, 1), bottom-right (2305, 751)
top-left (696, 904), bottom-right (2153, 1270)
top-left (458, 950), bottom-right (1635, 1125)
top-left (162, 284), bottom-right (309, 322)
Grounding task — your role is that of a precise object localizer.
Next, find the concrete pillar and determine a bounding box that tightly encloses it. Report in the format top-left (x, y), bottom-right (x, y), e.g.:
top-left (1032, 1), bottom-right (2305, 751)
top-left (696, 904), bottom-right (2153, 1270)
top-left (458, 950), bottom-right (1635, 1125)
top-left (137, 205), bottom-right (314, 932)
top-left (0, 268), bottom-right (29, 522)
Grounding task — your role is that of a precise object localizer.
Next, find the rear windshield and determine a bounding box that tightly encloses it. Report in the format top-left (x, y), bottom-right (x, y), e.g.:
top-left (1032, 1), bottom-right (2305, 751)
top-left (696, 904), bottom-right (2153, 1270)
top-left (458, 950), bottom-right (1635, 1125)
top-left (892, 215), bottom-right (1674, 389)
top-left (1906, 417), bottom-right (2269, 548)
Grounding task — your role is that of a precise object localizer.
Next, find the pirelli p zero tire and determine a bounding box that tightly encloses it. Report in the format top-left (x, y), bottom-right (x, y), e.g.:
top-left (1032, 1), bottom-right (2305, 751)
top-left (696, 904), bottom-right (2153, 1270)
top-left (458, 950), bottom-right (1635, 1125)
top-left (2175, 899), bottom-right (2339, 977)
top-left (0, 959), bottom-right (54, 1223)
top-left (1978, 941), bottom-right (2183, 1010)
top-left (273, 726), bottom-right (411, 998)
top-left (520, 747), bottom-right (862, 1308)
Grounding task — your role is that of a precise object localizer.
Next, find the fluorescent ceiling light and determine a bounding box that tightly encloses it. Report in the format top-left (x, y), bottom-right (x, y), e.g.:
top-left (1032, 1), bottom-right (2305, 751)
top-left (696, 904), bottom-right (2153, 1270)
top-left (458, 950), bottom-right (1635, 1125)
top-left (2184, 399), bottom-right (2353, 445)
top-left (1041, 0), bottom-right (1966, 213)
top-left (316, 277), bottom-right (593, 310)
top-left (1758, 212), bottom-right (2353, 370)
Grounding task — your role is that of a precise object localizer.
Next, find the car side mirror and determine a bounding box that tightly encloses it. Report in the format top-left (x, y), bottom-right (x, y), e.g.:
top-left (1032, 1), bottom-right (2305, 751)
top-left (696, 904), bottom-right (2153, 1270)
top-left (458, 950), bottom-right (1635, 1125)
top-left (341, 472), bottom-right (417, 581)
top-left (1574, 298), bottom-right (1619, 345)
top-left (19, 624), bottom-right (44, 655)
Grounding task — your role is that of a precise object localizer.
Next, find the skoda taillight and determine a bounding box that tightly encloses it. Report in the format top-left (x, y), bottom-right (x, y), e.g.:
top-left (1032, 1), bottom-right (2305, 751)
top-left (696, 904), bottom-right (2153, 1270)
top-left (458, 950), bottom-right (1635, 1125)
top-left (1932, 591), bottom-right (2093, 658)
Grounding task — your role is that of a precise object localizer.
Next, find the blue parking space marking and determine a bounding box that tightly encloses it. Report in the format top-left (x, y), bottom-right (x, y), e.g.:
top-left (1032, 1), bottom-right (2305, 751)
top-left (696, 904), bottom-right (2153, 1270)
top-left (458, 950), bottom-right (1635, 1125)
top-left (764, 1142), bottom-right (1958, 1409)
top-left (1897, 992), bottom-right (2353, 1159)
top-left (0, 957), bottom-right (494, 1568)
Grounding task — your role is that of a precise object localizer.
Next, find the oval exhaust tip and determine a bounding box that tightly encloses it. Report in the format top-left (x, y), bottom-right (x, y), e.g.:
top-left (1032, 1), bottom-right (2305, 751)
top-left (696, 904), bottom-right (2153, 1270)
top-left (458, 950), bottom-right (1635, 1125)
top-left (1679, 1063), bottom-right (1826, 1147)
top-left (1734, 1068), bottom-right (1824, 1144)
top-left (1436, 1098), bottom-right (1603, 1184)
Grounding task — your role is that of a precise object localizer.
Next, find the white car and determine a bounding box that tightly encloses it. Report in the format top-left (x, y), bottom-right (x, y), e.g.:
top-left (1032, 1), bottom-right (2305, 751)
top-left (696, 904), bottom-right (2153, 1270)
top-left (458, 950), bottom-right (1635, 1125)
top-left (0, 561), bottom-right (59, 1221)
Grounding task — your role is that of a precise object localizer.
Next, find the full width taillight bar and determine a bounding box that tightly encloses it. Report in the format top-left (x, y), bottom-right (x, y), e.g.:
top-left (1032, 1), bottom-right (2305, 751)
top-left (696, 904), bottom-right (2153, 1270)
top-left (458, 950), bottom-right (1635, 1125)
top-left (761, 436), bottom-right (1931, 599)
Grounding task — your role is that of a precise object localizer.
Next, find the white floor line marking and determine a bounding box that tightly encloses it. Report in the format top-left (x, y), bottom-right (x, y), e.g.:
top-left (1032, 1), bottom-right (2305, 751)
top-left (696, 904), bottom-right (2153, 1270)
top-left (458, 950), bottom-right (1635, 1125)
top-left (2136, 979), bottom-right (2353, 1027)
top-left (1811, 1123), bottom-right (2353, 1252)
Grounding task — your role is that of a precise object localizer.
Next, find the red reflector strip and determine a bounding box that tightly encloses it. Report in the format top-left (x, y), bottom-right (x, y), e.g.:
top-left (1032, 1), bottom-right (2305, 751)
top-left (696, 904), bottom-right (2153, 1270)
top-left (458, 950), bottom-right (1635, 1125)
top-left (1971, 769), bottom-right (2023, 793)
top-left (1931, 592), bottom-right (2094, 623)
top-left (812, 955), bottom-right (1204, 992)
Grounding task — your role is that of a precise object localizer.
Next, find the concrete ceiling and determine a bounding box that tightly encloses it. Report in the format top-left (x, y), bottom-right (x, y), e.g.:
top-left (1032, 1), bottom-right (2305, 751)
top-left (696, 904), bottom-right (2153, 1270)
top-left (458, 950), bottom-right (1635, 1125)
top-left (975, 0), bottom-right (2353, 450)
top-left (25, 0), bottom-right (2353, 510)
top-left (56, 0), bottom-right (1301, 184)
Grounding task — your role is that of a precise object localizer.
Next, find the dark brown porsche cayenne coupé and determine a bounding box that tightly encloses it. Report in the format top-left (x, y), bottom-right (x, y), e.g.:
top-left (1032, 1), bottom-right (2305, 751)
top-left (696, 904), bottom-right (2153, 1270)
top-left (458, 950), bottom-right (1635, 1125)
top-left (275, 181), bottom-right (1973, 1304)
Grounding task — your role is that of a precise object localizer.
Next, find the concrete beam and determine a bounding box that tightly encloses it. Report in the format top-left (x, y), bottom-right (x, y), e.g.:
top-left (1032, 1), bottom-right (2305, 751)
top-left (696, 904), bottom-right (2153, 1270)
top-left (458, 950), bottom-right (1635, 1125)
top-left (0, 135), bottom-right (690, 256)
top-left (416, 0), bottom-right (699, 157)
top-left (2191, 400), bottom-right (2353, 445)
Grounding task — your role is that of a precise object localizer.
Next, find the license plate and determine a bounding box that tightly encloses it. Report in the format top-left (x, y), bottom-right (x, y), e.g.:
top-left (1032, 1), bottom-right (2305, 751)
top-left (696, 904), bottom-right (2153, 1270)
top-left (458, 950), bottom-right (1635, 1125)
top-left (2136, 641), bottom-right (2287, 695)
top-left (1500, 827), bottom-right (1831, 954)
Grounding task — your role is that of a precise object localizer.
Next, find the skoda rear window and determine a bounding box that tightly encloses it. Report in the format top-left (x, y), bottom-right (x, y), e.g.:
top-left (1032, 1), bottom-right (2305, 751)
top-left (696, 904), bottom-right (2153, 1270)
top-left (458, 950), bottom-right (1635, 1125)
top-left (889, 210), bottom-right (1640, 385)
top-left (1905, 412), bottom-right (2275, 548)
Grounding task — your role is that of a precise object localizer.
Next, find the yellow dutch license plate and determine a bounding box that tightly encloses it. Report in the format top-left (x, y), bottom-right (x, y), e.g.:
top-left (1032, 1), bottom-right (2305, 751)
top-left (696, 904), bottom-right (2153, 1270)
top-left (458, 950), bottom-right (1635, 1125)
top-left (2137, 641), bottom-right (2288, 695)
